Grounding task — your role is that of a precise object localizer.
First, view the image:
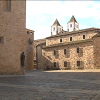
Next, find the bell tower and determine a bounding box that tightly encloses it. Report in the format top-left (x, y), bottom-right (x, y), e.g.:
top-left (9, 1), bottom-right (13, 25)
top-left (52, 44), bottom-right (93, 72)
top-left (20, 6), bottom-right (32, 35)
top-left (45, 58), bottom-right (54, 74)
top-left (67, 15), bottom-right (79, 32)
top-left (51, 19), bottom-right (63, 36)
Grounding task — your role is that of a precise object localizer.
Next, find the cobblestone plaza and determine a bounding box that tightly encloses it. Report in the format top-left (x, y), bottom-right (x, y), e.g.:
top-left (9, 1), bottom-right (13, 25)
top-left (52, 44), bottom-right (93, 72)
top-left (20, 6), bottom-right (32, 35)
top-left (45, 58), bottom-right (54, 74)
top-left (0, 70), bottom-right (100, 100)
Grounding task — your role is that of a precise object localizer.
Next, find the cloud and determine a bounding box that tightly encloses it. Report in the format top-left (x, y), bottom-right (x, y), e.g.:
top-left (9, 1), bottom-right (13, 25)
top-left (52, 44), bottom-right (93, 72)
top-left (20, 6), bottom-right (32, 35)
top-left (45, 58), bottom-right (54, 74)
top-left (63, 24), bottom-right (67, 31)
top-left (98, 22), bottom-right (100, 26)
top-left (39, 16), bottom-right (46, 23)
top-left (34, 25), bottom-right (51, 40)
top-left (26, 1), bottom-right (100, 20)
top-left (80, 25), bottom-right (89, 29)
top-left (26, 1), bottom-right (100, 39)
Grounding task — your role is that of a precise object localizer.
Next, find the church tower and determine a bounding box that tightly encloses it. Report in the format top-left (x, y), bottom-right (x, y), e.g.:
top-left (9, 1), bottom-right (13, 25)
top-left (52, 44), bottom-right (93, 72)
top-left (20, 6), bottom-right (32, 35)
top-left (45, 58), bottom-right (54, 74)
top-left (67, 15), bottom-right (79, 32)
top-left (0, 0), bottom-right (27, 74)
top-left (51, 19), bottom-right (63, 36)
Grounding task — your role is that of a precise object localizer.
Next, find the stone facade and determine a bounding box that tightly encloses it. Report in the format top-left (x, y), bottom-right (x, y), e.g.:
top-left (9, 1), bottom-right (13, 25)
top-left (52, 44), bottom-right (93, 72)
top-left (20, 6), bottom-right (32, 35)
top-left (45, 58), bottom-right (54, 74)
top-left (93, 35), bottom-right (100, 69)
top-left (42, 40), bottom-right (94, 70)
top-left (35, 16), bottom-right (100, 70)
top-left (41, 28), bottom-right (100, 70)
top-left (34, 39), bottom-right (45, 61)
top-left (25, 29), bottom-right (34, 70)
top-left (0, 0), bottom-right (34, 75)
top-left (34, 16), bottom-right (100, 70)
top-left (34, 39), bottom-right (45, 69)
top-left (46, 29), bottom-right (97, 46)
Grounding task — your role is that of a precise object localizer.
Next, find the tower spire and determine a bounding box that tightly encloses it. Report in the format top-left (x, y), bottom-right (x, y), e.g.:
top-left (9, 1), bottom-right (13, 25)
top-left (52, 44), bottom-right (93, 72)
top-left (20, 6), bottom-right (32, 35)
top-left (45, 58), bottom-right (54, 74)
top-left (67, 15), bottom-right (79, 32)
top-left (68, 15), bottom-right (77, 23)
top-left (51, 19), bottom-right (63, 35)
top-left (52, 19), bottom-right (61, 26)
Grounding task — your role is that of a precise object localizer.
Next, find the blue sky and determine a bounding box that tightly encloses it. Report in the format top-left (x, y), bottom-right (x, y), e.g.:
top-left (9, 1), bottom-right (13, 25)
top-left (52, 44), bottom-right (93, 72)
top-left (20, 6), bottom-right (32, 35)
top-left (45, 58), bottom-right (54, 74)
top-left (26, 1), bottom-right (100, 40)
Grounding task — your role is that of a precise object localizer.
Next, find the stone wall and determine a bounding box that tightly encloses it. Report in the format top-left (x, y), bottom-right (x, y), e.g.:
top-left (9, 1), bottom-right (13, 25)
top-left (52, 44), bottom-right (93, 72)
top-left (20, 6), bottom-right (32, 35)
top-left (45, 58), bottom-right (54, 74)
top-left (93, 36), bottom-right (100, 69)
top-left (25, 29), bottom-right (34, 70)
top-left (34, 39), bottom-right (45, 61)
top-left (36, 43), bottom-right (46, 69)
top-left (46, 30), bottom-right (97, 46)
top-left (0, 0), bottom-right (28, 74)
top-left (42, 41), bottom-right (94, 70)
top-left (33, 39), bottom-right (46, 69)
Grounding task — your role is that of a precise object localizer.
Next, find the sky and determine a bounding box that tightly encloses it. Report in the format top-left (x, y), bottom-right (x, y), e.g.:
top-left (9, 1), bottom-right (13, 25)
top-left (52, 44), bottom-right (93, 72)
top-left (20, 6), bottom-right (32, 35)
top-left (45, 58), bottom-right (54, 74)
top-left (26, 0), bottom-right (100, 40)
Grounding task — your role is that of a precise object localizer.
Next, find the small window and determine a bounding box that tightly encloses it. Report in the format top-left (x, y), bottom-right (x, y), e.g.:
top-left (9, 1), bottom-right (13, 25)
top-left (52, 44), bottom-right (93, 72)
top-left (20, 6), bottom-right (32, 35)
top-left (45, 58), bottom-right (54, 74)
top-left (77, 47), bottom-right (80, 53)
top-left (54, 62), bottom-right (56, 67)
top-left (53, 27), bottom-right (55, 31)
top-left (8, 0), bottom-right (11, 11)
top-left (70, 37), bottom-right (72, 41)
top-left (3, 0), bottom-right (11, 11)
top-left (77, 61), bottom-right (81, 66)
top-left (60, 39), bottom-right (62, 43)
top-left (0, 37), bottom-right (4, 44)
top-left (64, 61), bottom-right (67, 67)
top-left (64, 49), bottom-right (67, 55)
top-left (27, 31), bottom-right (29, 34)
top-left (83, 35), bottom-right (85, 39)
top-left (28, 38), bottom-right (33, 44)
top-left (54, 50), bottom-right (56, 55)
top-left (70, 24), bottom-right (72, 28)
top-left (0, 38), bottom-right (1, 42)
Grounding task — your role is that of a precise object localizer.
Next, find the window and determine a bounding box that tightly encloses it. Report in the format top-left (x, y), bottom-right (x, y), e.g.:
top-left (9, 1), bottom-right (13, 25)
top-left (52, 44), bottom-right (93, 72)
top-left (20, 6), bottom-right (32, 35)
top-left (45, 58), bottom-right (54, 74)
top-left (77, 47), bottom-right (80, 53)
top-left (70, 24), bottom-right (72, 28)
top-left (64, 49), bottom-right (67, 55)
top-left (60, 39), bottom-right (62, 43)
top-left (0, 38), bottom-right (1, 42)
top-left (53, 27), bottom-right (55, 31)
top-left (83, 35), bottom-right (85, 39)
top-left (70, 37), bottom-right (72, 41)
top-left (28, 38), bottom-right (33, 44)
top-left (54, 62), bottom-right (56, 67)
top-left (77, 61), bottom-right (81, 66)
top-left (64, 61), bottom-right (67, 67)
top-left (3, 0), bottom-right (11, 11)
top-left (27, 31), bottom-right (29, 34)
top-left (54, 50), bottom-right (56, 55)
top-left (8, 0), bottom-right (11, 11)
top-left (0, 37), bottom-right (4, 44)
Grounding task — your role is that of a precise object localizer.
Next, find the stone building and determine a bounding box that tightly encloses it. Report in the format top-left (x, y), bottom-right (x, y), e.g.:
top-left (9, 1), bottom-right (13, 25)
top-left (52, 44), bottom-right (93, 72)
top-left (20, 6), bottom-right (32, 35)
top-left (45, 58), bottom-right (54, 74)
top-left (34, 39), bottom-right (46, 69)
top-left (0, 0), bottom-right (34, 75)
top-left (35, 16), bottom-right (100, 70)
top-left (25, 29), bottom-right (34, 70)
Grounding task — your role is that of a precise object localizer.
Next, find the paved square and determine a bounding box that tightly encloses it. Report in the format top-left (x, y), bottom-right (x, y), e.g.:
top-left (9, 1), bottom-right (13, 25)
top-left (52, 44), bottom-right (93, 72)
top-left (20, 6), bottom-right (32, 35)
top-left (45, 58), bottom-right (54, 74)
top-left (0, 70), bottom-right (100, 100)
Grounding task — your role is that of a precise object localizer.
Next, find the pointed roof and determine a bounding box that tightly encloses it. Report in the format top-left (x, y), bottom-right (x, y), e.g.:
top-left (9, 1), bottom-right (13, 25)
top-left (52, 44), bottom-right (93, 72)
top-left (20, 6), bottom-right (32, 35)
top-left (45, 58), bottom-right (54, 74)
top-left (68, 15), bottom-right (77, 23)
top-left (52, 19), bottom-right (61, 26)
